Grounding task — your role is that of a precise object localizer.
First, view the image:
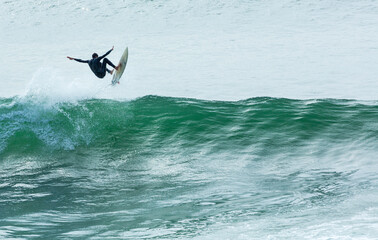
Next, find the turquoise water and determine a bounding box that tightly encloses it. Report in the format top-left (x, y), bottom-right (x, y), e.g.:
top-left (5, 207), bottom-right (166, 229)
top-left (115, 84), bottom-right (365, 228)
top-left (1, 0), bottom-right (378, 239)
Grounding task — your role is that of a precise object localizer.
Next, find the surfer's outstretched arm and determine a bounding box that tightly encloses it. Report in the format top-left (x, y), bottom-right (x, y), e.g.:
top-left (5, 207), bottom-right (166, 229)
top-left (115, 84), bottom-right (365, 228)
top-left (67, 56), bottom-right (89, 63)
top-left (98, 46), bottom-right (114, 61)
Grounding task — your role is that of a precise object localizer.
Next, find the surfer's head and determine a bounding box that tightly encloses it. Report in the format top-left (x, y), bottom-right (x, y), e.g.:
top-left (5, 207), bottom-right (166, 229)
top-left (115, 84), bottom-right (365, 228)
top-left (92, 53), bottom-right (98, 59)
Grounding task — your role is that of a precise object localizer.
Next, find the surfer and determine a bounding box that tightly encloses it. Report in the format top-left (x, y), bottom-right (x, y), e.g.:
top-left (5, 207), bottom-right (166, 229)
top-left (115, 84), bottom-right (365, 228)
top-left (67, 46), bottom-right (120, 79)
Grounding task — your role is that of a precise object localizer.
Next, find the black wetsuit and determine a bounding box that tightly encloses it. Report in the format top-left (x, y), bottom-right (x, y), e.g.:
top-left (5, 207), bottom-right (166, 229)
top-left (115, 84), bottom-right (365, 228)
top-left (73, 49), bottom-right (116, 78)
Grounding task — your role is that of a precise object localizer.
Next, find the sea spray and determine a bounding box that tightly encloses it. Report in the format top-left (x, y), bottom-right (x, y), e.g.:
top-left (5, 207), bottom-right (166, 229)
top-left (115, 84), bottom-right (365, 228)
top-left (23, 67), bottom-right (112, 104)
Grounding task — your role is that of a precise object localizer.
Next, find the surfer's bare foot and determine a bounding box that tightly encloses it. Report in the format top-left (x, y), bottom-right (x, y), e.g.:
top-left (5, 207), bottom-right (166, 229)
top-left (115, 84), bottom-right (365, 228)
top-left (115, 63), bottom-right (121, 71)
top-left (110, 69), bottom-right (114, 75)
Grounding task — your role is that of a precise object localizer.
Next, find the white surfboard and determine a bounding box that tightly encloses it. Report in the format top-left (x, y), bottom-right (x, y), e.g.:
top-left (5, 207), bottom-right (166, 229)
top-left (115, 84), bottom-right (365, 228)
top-left (111, 47), bottom-right (128, 85)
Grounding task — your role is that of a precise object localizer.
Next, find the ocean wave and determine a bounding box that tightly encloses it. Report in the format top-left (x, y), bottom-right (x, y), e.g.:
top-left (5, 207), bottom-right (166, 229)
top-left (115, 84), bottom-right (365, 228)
top-left (1, 96), bottom-right (377, 157)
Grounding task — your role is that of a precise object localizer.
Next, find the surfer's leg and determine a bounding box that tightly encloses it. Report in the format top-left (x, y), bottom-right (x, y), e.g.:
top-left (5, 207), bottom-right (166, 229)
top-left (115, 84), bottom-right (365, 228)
top-left (109, 59), bottom-right (121, 71)
top-left (99, 58), bottom-right (116, 76)
top-left (102, 58), bottom-right (116, 69)
top-left (103, 58), bottom-right (121, 70)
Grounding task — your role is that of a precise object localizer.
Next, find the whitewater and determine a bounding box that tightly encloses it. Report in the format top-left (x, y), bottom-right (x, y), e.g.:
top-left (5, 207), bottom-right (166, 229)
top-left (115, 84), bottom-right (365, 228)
top-left (1, 0), bottom-right (378, 239)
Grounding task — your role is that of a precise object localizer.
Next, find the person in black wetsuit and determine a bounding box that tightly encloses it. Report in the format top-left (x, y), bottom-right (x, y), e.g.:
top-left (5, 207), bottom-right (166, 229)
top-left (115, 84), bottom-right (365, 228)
top-left (67, 46), bottom-right (120, 78)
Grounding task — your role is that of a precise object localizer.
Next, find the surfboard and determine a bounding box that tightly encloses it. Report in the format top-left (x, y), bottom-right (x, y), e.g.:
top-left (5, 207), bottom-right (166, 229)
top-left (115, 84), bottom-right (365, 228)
top-left (111, 47), bottom-right (128, 85)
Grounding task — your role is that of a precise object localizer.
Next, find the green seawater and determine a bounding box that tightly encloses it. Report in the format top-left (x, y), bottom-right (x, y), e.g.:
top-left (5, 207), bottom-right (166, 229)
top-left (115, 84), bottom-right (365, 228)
top-left (1, 96), bottom-right (378, 239)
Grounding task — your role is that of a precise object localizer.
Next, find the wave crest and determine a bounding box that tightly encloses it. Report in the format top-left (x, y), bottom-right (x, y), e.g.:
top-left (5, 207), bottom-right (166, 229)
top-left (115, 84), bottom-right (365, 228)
top-left (0, 96), bottom-right (377, 158)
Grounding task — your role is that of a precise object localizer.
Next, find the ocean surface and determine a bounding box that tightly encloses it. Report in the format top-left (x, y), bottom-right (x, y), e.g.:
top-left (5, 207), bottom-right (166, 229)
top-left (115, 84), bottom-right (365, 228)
top-left (1, 0), bottom-right (378, 239)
